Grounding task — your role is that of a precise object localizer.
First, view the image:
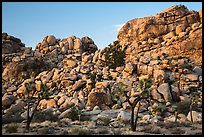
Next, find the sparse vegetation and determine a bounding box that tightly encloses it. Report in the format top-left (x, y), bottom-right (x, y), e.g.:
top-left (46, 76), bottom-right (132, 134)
top-left (170, 128), bottom-right (185, 134)
top-left (142, 125), bottom-right (161, 134)
top-left (66, 106), bottom-right (81, 121)
top-left (5, 123), bottom-right (18, 133)
top-left (37, 127), bottom-right (53, 135)
top-left (70, 128), bottom-right (92, 135)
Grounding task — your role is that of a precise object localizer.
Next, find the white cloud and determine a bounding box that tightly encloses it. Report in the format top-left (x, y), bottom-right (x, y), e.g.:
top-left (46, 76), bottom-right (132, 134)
top-left (113, 23), bottom-right (125, 31)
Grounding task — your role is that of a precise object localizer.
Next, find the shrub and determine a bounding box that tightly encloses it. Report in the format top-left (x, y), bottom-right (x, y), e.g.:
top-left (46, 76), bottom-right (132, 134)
top-left (142, 125), bottom-right (161, 134)
top-left (37, 127), bottom-right (53, 135)
top-left (5, 123), bottom-right (18, 133)
top-left (99, 40), bottom-right (126, 69)
top-left (66, 106), bottom-right (81, 121)
top-left (97, 117), bottom-right (111, 126)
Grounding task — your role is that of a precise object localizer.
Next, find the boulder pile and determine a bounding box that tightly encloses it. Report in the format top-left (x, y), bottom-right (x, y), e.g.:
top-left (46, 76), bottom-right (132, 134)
top-left (2, 5), bottom-right (202, 132)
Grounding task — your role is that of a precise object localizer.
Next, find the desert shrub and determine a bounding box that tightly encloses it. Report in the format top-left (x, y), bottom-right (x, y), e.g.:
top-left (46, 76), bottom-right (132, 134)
top-left (97, 117), bottom-right (111, 126)
top-left (175, 100), bottom-right (191, 115)
top-left (170, 128), bottom-right (185, 134)
top-left (163, 121), bottom-right (181, 129)
top-left (70, 128), bottom-right (92, 135)
top-left (112, 129), bottom-right (122, 135)
top-left (100, 40), bottom-right (126, 69)
top-left (5, 123), bottom-right (18, 133)
top-left (37, 127), bottom-right (53, 135)
top-left (97, 128), bottom-right (110, 134)
top-left (142, 125), bottom-right (161, 134)
top-left (2, 112), bottom-right (24, 124)
top-left (66, 106), bottom-right (81, 121)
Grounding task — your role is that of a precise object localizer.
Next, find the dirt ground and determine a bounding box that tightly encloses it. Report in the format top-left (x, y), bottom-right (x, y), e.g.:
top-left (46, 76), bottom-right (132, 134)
top-left (2, 119), bottom-right (202, 135)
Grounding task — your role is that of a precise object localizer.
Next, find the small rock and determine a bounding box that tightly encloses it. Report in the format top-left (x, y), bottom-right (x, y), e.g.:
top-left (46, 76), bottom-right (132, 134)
top-left (186, 74), bottom-right (198, 81)
top-left (193, 66), bottom-right (202, 76)
top-left (66, 59), bottom-right (77, 68)
top-left (93, 106), bottom-right (100, 110)
top-left (187, 111), bottom-right (202, 122)
top-left (6, 85), bottom-right (17, 92)
top-left (116, 110), bottom-right (131, 123)
top-left (72, 80), bottom-right (86, 91)
top-left (2, 93), bottom-right (16, 107)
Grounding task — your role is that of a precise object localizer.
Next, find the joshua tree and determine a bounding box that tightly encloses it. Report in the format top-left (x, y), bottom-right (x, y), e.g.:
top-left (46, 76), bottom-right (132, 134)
top-left (24, 82), bottom-right (51, 131)
top-left (189, 91), bottom-right (200, 123)
top-left (116, 78), bottom-right (153, 131)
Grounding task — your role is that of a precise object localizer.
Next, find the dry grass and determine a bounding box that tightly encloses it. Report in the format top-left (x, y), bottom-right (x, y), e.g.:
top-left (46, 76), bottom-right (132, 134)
top-left (142, 125), bottom-right (161, 134)
top-left (170, 128), bottom-right (185, 134)
top-left (70, 128), bottom-right (92, 135)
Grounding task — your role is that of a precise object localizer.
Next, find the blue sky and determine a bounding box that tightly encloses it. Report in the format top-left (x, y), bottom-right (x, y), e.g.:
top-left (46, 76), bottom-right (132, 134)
top-left (2, 2), bottom-right (202, 50)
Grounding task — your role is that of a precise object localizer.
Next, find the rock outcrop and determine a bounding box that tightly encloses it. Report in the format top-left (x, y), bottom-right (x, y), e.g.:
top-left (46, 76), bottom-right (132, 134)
top-left (2, 5), bottom-right (202, 133)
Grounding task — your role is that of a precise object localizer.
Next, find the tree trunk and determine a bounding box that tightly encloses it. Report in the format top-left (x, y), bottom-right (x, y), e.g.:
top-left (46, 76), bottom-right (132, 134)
top-left (190, 103), bottom-right (193, 123)
top-left (134, 102), bottom-right (141, 131)
top-left (175, 111), bottom-right (178, 122)
top-left (26, 98), bottom-right (41, 131)
top-left (131, 106), bottom-right (135, 131)
top-left (26, 97), bottom-right (30, 131)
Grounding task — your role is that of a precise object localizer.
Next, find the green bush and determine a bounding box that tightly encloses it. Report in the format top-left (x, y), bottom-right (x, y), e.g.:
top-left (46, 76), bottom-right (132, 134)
top-left (67, 106), bottom-right (81, 121)
top-left (100, 41), bottom-right (126, 69)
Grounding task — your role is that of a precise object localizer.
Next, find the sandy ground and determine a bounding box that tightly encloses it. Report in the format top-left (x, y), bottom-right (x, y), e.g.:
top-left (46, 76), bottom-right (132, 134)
top-left (2, 119), bottom-right (202, 135)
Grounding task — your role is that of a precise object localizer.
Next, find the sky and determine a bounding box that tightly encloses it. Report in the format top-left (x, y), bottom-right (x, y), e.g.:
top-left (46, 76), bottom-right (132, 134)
top-left (2, 2), bottom-right (202, 50)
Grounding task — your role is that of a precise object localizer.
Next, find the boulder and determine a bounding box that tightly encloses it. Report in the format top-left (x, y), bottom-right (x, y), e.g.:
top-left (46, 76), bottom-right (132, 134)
top-left (154, 69), bottom-right (166, 83)
top-left (66, 59), bottom-right (77, 68)
top-left (2, 93), bottom-right (16, 107)
top-left (175, 24), bottom-right (187, 35)
top-left (187, 111), bottom-right (202, 122)
top-left (74, 38), bottom-right (83, 50)
top-left (157, 83), bottom-right (172, 103)
top-left (116, 110), bottom-right (131, 123)
top-left (39, 99), bottom-right (57, 109)
top-left (124, 63), bottom-right (135, 74)
top-left (72, 80), bottom-right (86, 91)
top-left (86, 91), bottom-right (112, 110)
top-left (199, 9), bottom-right (202, 22)
top-left (186, 74), bottom-right (198, 81)
top-left (46, 35), bottom-right (57, 46)
top-left (7, 99), bottom-right (26, 114)
top-left (193, 66), bottom-right (202, 76)
top-left (67, 37), bottom-right (74, 50)
top-left (35, 80), bottom-right (42, 91)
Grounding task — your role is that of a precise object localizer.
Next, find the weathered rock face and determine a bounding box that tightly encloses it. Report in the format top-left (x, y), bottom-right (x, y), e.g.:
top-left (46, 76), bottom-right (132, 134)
top-left (118, 5), bottom-right (200, 45)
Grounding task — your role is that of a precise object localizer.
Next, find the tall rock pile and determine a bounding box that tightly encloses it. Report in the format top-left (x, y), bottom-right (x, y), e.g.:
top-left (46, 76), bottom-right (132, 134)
top-left (2, 5), bottom-right (202, 126)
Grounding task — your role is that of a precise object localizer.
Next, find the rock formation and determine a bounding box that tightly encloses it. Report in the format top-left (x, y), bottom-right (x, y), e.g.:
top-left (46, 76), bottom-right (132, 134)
top-left (2, 5), bottom-right (202, 135)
